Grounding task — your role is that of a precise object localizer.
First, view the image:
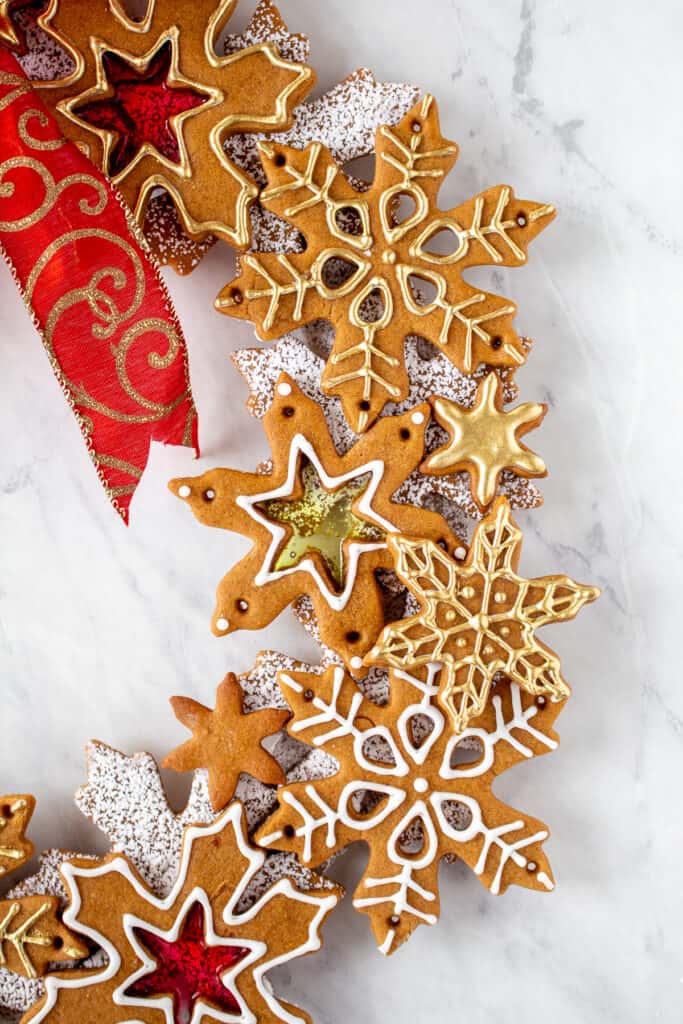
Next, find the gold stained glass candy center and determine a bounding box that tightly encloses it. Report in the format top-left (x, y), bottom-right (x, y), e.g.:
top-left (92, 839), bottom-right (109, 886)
top-left (257, 461), bottom-right (384, 590)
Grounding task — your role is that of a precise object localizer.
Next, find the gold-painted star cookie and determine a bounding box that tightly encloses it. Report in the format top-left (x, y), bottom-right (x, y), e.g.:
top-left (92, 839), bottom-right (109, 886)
top-left (423, 372), bottom-right (547, 511)
top-left (164, 673), bottom-right (290, 812)
top-left (367, 497), bottom-right (600, 732)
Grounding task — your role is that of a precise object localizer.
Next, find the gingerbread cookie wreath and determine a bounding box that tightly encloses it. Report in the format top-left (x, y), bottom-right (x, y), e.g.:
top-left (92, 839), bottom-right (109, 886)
top-left (0, 0), bottom-right (602, 1015)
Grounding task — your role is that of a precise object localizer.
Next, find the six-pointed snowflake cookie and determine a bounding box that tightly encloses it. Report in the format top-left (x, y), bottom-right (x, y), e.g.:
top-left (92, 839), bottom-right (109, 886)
top-left (256, 664), bottom-right (562, 954)
top-left (23, 803), bottom-right (340, 1024)
top-left (218, 93), bottom-right (555, 432)
top-left (368, 498), bottom-right (600, 733)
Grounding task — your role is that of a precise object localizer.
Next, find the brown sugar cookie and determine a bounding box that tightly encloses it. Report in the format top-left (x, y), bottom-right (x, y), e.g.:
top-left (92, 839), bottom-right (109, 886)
top-left (170, 374), bottom-right (461, 670)
top-left (31, 0), bottom-right (314, 248)
top-left (23, 803), bottom-right (340, 1024)
top-left (422, 372), bottom-right (548, 511)
top-left (367, 497), bottom-right (600, 733)
top-left (256, 663), bottom-right (563, 954)
top-left (217, 93), bottom-right (555, 432)
top-left (0, 895), bottom-right (87, 979)
top-left (164, 672), bottom-right (290, 812)
top-left (0, 797), bottom-right (35, 878)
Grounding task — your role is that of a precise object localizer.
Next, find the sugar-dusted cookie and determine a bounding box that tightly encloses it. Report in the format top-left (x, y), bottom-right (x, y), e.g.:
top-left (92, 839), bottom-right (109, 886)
top-left (170, 374), bottom-right (461, 670)
top-left (218, 93), bottom-right (555, 432)
top-left (24, 803), bottom-right (340, 1024)
top-left (232, 330), bottom-right (543, 529)
top-left (257, 664), bottom-right (562, 954)
top-left (423, 372), bottom-right (547, 511)
top-left (30, 0), bottom-right (314, 248)
top-left (164, 672), bottom-right (290, 812)
top-left (367, 498), bottom-right (600, 732)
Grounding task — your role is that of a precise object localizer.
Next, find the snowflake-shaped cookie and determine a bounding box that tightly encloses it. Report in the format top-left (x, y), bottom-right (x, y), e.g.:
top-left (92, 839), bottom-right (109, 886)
top-left (32, 0), bottom-right (313, 248)
top-left (219, 93), bottom-right (554, 431)
top-left (24, 803), bottom-right (339, 1024)
top-left (368, 498), bottom-right (600, 732)
top-left (257, 664), bottom-right (562, 954)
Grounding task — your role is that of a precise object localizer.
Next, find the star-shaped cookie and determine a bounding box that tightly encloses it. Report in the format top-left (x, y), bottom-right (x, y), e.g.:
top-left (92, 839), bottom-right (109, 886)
top-left (164, 673), bottom-right (290, 812)
top-left (423, 372), bottom-right (547, 511)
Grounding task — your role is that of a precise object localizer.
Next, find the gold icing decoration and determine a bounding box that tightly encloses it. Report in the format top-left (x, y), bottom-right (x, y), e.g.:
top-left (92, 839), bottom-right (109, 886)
top-left (31, 0), bottom-right (314, 248)
top-left (0, 897), bottom-right (87, 979)
top-left (423, 372), bottom-right (547, 510)
top-left (218, 93), bottom-right (555, 432)
top-left (367, 498), bottom-right (600, 733)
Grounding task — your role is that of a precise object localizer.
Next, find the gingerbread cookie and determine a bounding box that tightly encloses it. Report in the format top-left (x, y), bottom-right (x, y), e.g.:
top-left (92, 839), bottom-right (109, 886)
top-left (257, 663), bottom-right (562, 953)
top-left (24, 803), bottom-right (340, 1024)
top-left (0, 797), bottom-right (34, 878)
top-left (164, 672), bottom-right (290, 812)
top-left (367, 498), bottom-right (600, 732)
top-left (146, 65), bottom-right (420, 273)
top-left (218, 93), bottom-right (555, 432)
top-left (31, 0), bottom-right (314, 248)
top-left (422, 372), bottom-right (547, 511)
top-left (170, 374), bottom-right (461, 670)
top-left (232, 329), bottom-right (544, 529)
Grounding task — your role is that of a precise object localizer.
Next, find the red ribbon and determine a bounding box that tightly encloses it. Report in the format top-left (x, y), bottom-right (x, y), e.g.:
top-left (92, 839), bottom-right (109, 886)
top-left (0, 51), bottom-right (198, 523)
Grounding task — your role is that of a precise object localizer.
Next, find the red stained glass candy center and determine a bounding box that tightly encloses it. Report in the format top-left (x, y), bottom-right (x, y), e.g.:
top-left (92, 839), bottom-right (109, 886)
top-left (74, 41), bottom-right (208, 176)
top-left (125, 900), bottom-right (250, 1024)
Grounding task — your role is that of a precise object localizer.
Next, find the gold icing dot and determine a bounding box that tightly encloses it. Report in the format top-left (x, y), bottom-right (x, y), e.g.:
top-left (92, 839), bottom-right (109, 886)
top-left (483, 645), bottom-right (494, 656)
top-left (456, 637), bottom-right (467, 648)
top-left (462, 586), bottom-right (475, 599)
top-left (500, 626), bottom-right (511, 637)
top-left (382, 249), bottom-right (397, 264)
top-left (494, 592), bottom-right (506, 604)
top-left (444, 609), bottom-right (458, 623)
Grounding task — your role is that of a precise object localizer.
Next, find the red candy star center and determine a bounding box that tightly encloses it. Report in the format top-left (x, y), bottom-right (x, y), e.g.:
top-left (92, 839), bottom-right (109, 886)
top-left (74, 40), bottom-right (209, 177)
top-left (125, 900), bottom-right (250, 1024)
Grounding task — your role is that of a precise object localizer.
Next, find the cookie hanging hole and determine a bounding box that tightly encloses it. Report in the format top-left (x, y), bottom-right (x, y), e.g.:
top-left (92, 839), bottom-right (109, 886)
top-left (230, 287), bottom-right (243, 305)
top-left (400, 428), bottom-right (411, 441)
top-left (303, 689), bottom-right (315, 702)
top-left (411, 119), bottom-right (422, 134)
top-left (274, 153), bottom-right (287, 168)
top-left (52, 936), bottom-right (64, 951)
top-left (491, 336), bottom-right (503, 351)
top-left (1, 805), bottom-right (12, 818)
top-left (516, 212), bottom-right (528, 227)
top-left (346, 630), bottom-right (361, 644)
top-left (359, 400), bottom-right (371, 413)
top-left (283, 824), bottom-right (296, 838)
top-left (203, 489), bottom-right (216, 502)
top-left (282, 406), bottom-right (296, 418)
top-left (236, 599), bottom-right (249, 614)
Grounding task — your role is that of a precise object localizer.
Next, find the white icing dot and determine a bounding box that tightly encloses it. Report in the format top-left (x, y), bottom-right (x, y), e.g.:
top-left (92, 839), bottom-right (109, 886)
top-left (178, 485), bottom-right (191, 499)
top-left (411, 410), bottom-right (425, 425)
top-left (455, 546), bottom-right (467, 560)
top-left (216, 618), bottom-right (230, 632)
top-left (413, 777), bottom-right (429, 793)
top-left (277, 381), bottom-right (292, 396)
top-left (205, 489), bottom-right (216, 501)
top-left (350, 656), bottom-right (363, 671)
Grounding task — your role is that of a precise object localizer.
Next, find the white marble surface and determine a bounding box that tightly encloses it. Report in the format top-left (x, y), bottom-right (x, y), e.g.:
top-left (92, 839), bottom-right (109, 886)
top-left (1, 0), bottom-right (681, 1020)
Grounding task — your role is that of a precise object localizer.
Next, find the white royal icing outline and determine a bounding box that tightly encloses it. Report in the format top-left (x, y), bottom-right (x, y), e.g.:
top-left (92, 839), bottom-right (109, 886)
top-left (32, 804), bottom-right (338, 1024)
top-left (259, 667), bottom-right (557, 953)
top-left (237, 434), bottom-right (396, 613)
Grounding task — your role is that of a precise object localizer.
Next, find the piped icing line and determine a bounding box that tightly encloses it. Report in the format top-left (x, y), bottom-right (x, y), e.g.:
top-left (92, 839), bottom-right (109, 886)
top-left (31, 805), bottom-right (338, 1024)
top-left (237, 434), bottom-right (396, 613)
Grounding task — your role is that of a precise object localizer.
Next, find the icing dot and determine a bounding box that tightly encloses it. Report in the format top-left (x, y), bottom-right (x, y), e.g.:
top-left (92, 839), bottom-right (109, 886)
top-left (411, 411), bottom-right (425, 426)
top-left (483, 644), bottom-right (494, 656)
top-left (216, 618), bottom-right (230, 632)
top-left (382, 250), bottom-right (397, 264)
top-left (526, 861), bottom-right (537, 873)
top-left (389, 914), bottom-right (401, 927)
top-left (444, 609), bottom-right (458, 623)
top-left (178, 485), bottom-right (191, 498)
top-left (494, 592), bottom-right (506, 604)
top-left (204, 489), bottom-right (216, 501)
top-left (413, 778), bottom-right (429, 793)
top-left (303, 689), bottom-right (315, 702)
top-left (500, 626), bottom-right (511, 638)
top-left (462, 586), bottom-right (475, 599)
top-left (277, 382), bottom-right (292, 396)
top-left (455, 547), bottom-right (467, 560)
top-left (535, 695), bottom-right (547, 708)
top-left (456, 637), bottom-right (467, 648)
top-left (350, 656), bottom-right (363, 671)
